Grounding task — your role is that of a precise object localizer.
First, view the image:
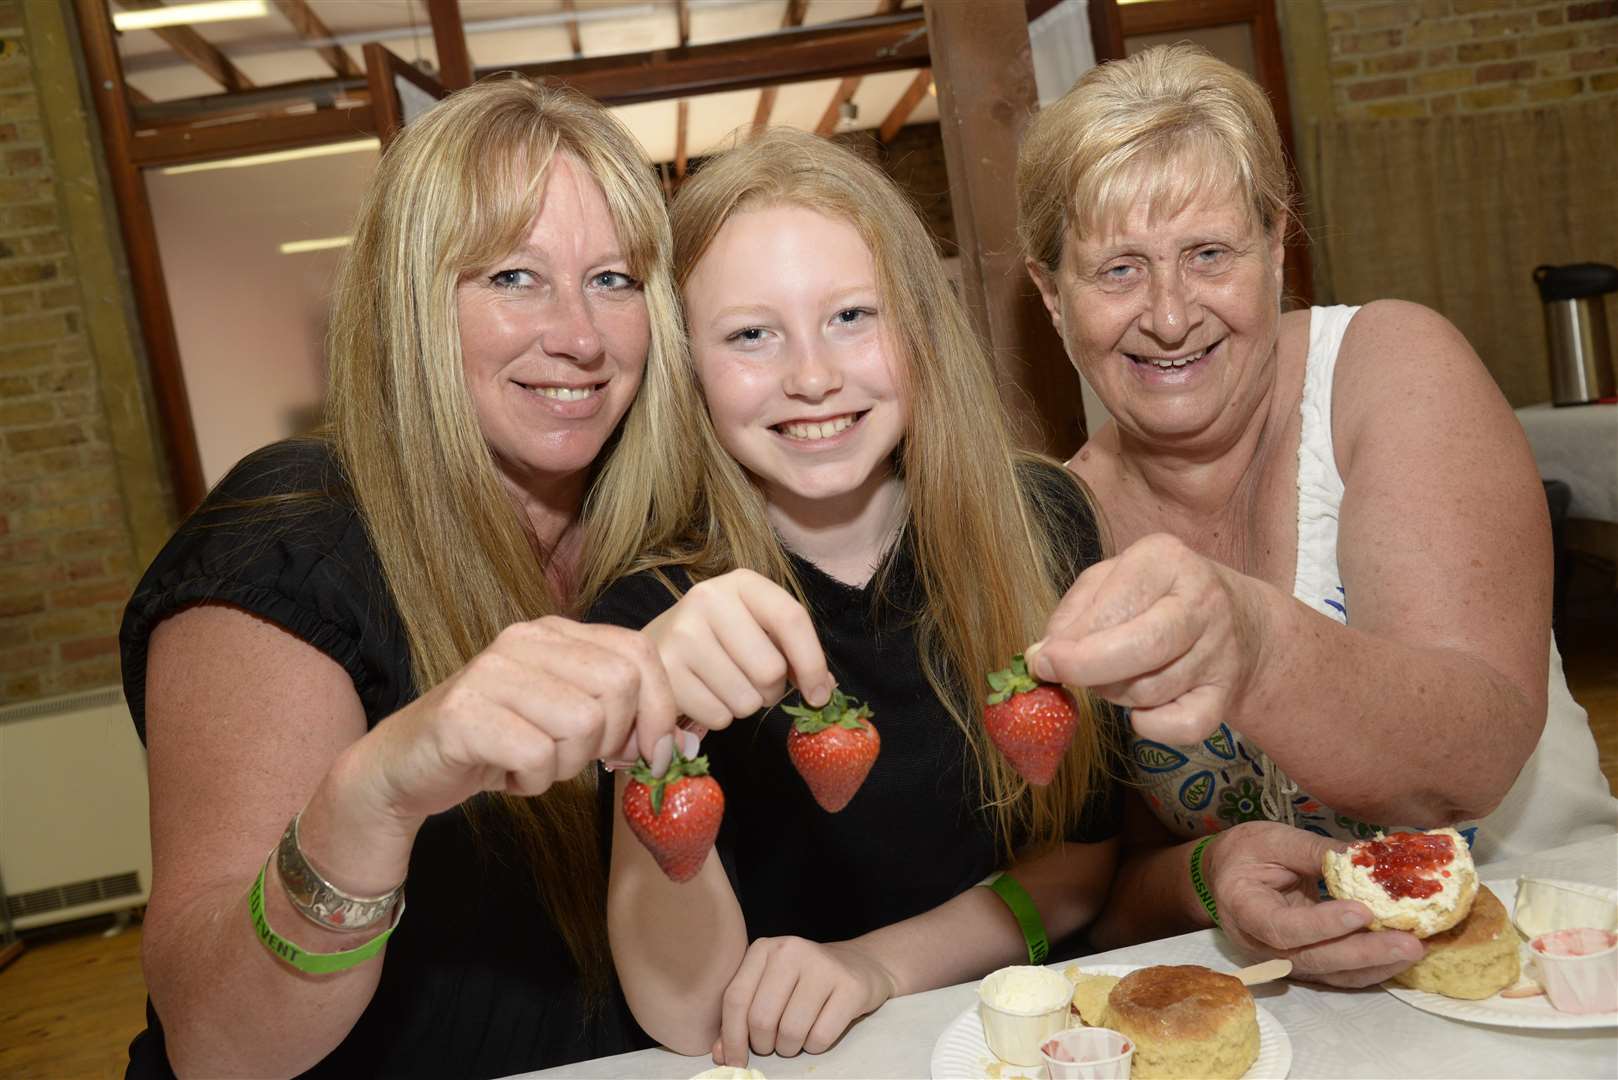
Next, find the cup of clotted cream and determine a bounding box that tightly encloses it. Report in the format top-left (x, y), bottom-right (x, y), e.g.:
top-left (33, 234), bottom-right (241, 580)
top-left (1530, 928), bottom-right (1618, 1014)
top-left (978, 965), bottom-right (1074, 1066)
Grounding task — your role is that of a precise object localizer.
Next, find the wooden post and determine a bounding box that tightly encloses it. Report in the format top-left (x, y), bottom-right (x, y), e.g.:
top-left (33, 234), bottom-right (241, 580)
top-left (425, 0), bottom-right (473, 91)
top-left (72, 0), bottom-right (206, 513)
top-left (923, 0), bottom-right (1085, 455)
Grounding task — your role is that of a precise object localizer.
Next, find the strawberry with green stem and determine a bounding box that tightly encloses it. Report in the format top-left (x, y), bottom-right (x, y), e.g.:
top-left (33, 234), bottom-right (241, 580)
top-left (984, 653), bottom-right (1079, 786)
top-left (622, 749), bottom-right (724, 883)
top-left (783, 689), bottom-right (880, 813)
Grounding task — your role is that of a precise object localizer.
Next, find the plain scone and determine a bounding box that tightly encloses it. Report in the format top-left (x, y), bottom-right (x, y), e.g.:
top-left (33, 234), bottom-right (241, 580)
top-left (1322, 827), bottom-right (1478, 938)
top-left (1065, 969), bottom-right (1122, 1026)
top-left (1390, 883), bottom-right (1521, 999)
top-left (1099, 965), bottom-right (1259, 1080)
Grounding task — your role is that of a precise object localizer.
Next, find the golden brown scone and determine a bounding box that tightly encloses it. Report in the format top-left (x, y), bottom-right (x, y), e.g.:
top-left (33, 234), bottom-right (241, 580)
top-left (1391, 883), bottom-right (1521, 1000)
top-left (1069, 971), bottom-right (1121, 1026)
top-left (1322, 827), bottom-right (1478, 938)
top-left (1100, 965), bottom-right (1259, 1080)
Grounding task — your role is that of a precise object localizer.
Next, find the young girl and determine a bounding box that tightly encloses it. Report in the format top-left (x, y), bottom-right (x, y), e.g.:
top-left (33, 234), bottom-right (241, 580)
top-left (588, 129), bottom-right (1119, 1067)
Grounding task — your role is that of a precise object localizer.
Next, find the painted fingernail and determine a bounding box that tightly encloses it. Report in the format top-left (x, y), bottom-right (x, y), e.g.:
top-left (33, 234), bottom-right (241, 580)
top-left (681, 730), bottom-right (700, 759)
top-left (651, 734), bottom-right (673, 777)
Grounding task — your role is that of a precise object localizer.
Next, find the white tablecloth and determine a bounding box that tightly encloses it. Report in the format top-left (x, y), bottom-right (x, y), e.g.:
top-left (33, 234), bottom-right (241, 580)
top-left (1515, 402), bottom-right (1618, 524)
top-left (520, 834), bottom-right (1618, 1080)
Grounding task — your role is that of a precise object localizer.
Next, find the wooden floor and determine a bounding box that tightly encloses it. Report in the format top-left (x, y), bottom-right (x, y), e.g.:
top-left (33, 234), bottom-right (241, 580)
top-left (2, 561), bottom-right (1614, 1078)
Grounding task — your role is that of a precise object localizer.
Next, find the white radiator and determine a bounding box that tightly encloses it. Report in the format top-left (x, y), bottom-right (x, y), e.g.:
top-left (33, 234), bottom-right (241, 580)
top-left (0, 686), bottom-right (153, 930)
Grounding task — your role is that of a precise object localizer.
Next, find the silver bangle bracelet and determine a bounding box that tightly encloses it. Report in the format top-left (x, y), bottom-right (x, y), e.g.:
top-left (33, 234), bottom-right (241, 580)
top-left (274, 811), bottom-right (405, 932)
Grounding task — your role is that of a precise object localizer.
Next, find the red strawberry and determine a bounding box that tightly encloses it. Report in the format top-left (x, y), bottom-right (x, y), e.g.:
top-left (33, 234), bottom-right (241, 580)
top-left (622, 750), bottom-right (724, 883)
top-left (784, 690), bottom-right (880, 813)
top-left (984, 653), bottom-right (1079, 786)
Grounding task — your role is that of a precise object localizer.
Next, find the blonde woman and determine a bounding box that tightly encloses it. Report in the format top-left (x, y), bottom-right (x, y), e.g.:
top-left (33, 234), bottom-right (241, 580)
top-left (118, 80), bottom-right (699, 1077)
top-left (1018, 45), bottom-right (1615, 985)
top-left (589, 129), bottom-right (1120, 1068)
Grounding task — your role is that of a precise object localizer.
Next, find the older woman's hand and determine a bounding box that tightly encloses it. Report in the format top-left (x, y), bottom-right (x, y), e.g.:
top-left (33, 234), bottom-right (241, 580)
top-left (359, 617), bottom-right (679, 825)
top-left (1027, 533), bottom-right (1268, 746)
top-left (1207, 822), bottom-right (1425, 987)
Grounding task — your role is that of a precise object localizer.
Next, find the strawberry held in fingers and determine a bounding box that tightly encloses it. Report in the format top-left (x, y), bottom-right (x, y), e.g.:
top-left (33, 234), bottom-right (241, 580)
top-left (984, 654), bottom-right (1079, 786)
top-left (623, 750), bottom-right (725, 883)
top-left (784, 690), bottom-right (880, 813)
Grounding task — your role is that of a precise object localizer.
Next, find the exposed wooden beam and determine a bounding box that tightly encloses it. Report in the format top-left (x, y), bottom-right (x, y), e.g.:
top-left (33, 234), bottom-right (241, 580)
top-left (924, 0), bottom-right (1084, 455)
top-left (132, 74), bottom-right (369, 128)
top-left (677, 0), bottom-right (690, 47)
top-left (814, 76), bottom-right (860, 138)
top-left (674, 101), bottom-right (689, 179)
top-left (271, 0), bottom-right (362, 79)
top-left (752, 0), bottom-right (811, 133)
top-left (1088, 0), bottom-right (1127, 62)
top-left (879, 67), bottom-right (930, 143)
top-left (425, 0), bottom-right (473, 90)
top-left (506, 10), bottom-right (927, 107)
top-left (73, 0), bottom-right (205, 513)
top-left (130, 104), bottom-right (376, 168)
top-left (118, 0), bottom-right (255, 92)
top-left (561, 0), bottom-right (584, 59)
top-left (126, 83), bottom-right (153, 106)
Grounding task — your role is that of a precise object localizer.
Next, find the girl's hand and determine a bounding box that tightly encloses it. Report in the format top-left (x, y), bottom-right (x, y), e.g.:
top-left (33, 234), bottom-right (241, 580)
top-left (643, 569), bottom-right (834, 731)
top-left (1027, 533), bottom-right (1267, 746)
top-left (713, 937), bottom-right (897, 1067)
top-left (358, 617), bottom-right (678, 827)
top-left (1208, 822), bottom-right (1425, 987)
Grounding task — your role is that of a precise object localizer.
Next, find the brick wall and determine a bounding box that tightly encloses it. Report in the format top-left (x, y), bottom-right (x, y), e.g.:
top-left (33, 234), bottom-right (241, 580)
top-left (0, 0), bottom-right (139, 703)
top-left (1326, 0), bottom-right (1618, 117)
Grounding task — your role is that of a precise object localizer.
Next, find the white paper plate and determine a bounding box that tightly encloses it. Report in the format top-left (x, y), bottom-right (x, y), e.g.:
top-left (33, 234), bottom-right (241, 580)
top-left (929, 963), bottom-right (1292, 1079)
top-left (1382, 878), bottom-right (1618, 1029)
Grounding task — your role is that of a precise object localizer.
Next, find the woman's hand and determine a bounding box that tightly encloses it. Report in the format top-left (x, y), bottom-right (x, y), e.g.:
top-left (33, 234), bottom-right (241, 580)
top-left (644, 568), bottom-right (834, 731)
top-left (712, 937), bottom-right (897, 1067)
top-left (1207, 822), bottom-right (1425, 987)
top-left (361, 617), bottom-right (678, 826)
top-left (1027, 533), bottom-right (1268, 746)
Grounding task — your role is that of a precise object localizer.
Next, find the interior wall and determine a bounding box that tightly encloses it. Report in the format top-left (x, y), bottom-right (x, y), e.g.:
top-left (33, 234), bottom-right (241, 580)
top-left (144, 148), bottom-right (379, 487)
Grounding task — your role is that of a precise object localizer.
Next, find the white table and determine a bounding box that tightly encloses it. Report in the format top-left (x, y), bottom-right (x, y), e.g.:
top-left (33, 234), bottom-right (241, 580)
top-left (1515, 403), bottom-right (1618, 525)
top-left (521, 834), bottom-right (1618, 1079)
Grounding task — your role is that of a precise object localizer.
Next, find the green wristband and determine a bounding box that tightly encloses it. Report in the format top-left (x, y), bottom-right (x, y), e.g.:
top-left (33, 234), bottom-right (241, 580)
top-left (249, 855), bottom-right (403, 974)
top-left (1189, 835), bottom-right (1220, 927)
top-left (980, 871), bottom-right (1050, 965)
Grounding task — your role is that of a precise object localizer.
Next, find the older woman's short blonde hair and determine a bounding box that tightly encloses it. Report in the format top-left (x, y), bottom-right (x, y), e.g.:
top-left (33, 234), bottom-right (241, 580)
top-left (1018, 43), bottom-right (1293, 272)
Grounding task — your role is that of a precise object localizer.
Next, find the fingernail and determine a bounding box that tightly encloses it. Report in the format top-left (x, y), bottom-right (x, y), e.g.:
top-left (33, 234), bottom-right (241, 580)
top-left (1027, 640), bottom-right (1051, 679)
top-left (651, 734), bottom-right (673, 777)
top-left (812, 682), bottom-right (833, 707)
top-left (1340, 910), bottom-right (1369, 932)
top-left (681, 730), bottom-right (700, 759)
top-left (1398, 938), bottom-right (1426, 961)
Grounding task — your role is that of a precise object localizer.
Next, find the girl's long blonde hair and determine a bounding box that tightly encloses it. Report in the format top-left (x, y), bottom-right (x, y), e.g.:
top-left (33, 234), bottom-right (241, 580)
top-left (657, 129), bottom-right (1110, 856)
top-left (323, 77), bottom-right (700, 989)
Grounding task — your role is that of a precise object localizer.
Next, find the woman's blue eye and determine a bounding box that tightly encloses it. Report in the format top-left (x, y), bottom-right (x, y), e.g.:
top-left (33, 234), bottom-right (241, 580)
top-left (594, 270), bottom-right (638, 290)
top-left (489, 269), bottom-right (533, 289)
top-left (727, 327), bottom-right (767, 344)
top-left (834, 307), bottom-right (873, 325)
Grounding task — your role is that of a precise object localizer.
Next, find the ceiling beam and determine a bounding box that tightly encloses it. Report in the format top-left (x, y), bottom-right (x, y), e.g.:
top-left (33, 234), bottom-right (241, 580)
top-left (124, 10), bottom-right (930, 151)
top-left (677, 0), bottom-right (690, 48)
top-left (425, 0), bottom-right (473, 90)
top-left (813, 76), bottom-right (860, 138)
top-left (129, 103), bottom-right (377, 169)
top-left (271, 0), bottom-right (362, 79)
top-left (561, 0), bottom-right (584, 59)
top-left (878, 67), bottom-right (930, 143)
top-left (505, 9), bottom-right (927, 107)
top-left (752, 0), bottom-right (810, 133)
top-left (674, 101), bottom-right (689, 179)
top-left (117, 0), bottom-right (255, 92)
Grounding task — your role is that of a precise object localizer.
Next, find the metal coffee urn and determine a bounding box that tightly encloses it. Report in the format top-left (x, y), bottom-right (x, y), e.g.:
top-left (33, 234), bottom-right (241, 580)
top-left (1533, 262), bottom-right (1618, 406)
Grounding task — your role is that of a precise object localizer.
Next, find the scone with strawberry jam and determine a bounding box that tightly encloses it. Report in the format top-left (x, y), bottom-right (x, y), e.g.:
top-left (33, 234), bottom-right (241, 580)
top-left (1322, 827), bottom-right (1478, 938)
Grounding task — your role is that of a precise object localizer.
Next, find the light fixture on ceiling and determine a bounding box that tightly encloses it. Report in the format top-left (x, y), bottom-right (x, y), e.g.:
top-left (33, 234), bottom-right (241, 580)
top-left (279, 236), bottom-right (352, 255)
top-left (112, 0), bottom-right (270, 32)
top-left (160, 138), bottom-right (378, 175)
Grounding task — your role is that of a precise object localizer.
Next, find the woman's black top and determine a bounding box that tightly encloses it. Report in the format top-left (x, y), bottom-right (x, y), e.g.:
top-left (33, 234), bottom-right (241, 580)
top-left (119, 439), bottom-right (647, 1080)
top-left (588, 461), bottom-right (1122, 948)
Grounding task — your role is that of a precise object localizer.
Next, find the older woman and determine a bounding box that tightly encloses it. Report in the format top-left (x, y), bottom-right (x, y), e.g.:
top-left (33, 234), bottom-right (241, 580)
top-left (118, 80), bottom-right (699, 1077)
top-left (1019, 45), bottom-right (1615, 985)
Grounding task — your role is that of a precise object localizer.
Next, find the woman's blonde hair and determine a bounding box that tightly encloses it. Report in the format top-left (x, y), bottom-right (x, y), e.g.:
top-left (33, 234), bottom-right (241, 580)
top-left (324, 77), bottom-right (700, 990)
top-left (1018, 43), bottom-right (1293, 272)
top-left (657, 128), bottom-right (1110, 857)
